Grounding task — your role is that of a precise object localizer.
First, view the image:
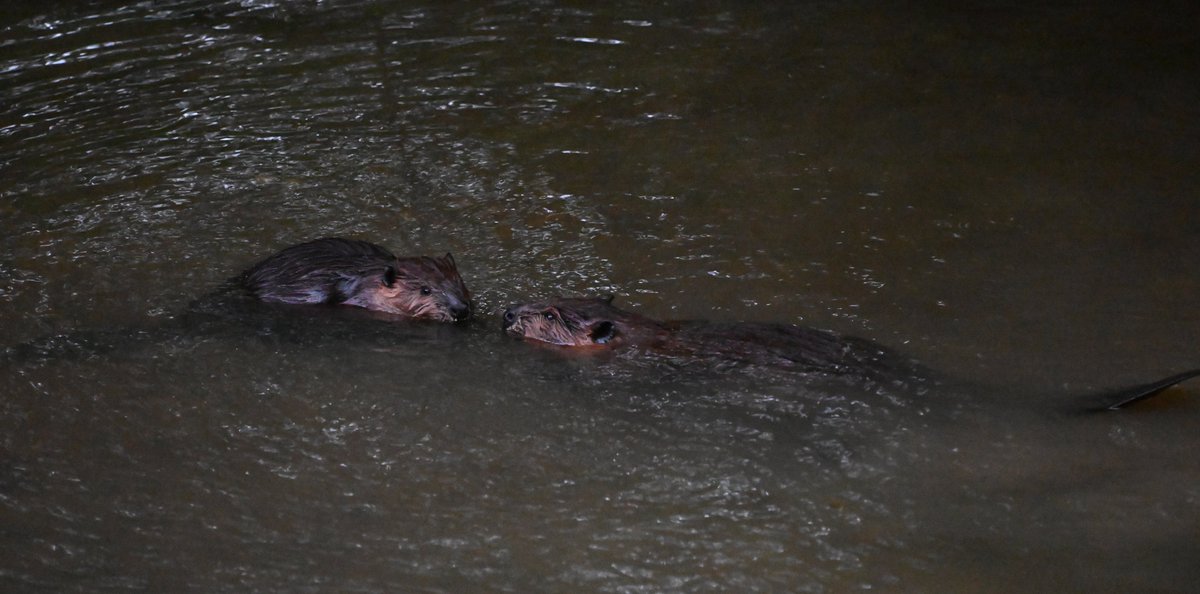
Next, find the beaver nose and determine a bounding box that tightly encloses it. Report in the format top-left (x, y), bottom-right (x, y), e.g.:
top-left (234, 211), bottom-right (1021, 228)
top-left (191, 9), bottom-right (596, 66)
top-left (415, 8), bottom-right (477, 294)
top-left (502, 309), bottom-right (516, 329)
top-left (449, 302), bottom-right (471, 322)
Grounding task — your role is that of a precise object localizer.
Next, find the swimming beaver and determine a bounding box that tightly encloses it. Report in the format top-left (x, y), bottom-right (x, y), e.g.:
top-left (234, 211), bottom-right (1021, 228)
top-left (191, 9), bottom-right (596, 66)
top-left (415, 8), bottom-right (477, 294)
top-left (3, 238), bottom-right (471, 365)
top-left (501, 296), bottom-right (1200, 410)
top-left (242, 237), bottom-right (471, 322)
top-left (501, 296), bottom-right (910, 376)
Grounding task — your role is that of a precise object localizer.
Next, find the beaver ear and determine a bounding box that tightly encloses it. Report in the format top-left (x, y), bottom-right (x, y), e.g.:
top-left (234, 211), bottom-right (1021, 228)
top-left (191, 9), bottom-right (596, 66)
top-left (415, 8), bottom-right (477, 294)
top-left (443, 252), bottom-right (456, 267)
top-left (601, 294), bottom-right (615, 305)
top-left (383, 266), bottom-right (397, 288)
top-left (590, 321), bottom-right (616, 344)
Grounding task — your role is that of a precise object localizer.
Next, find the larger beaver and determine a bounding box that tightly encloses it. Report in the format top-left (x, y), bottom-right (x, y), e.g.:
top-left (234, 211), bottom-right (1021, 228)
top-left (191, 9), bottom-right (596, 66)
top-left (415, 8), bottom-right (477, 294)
top-left (502, 296), bottom-right (1200, 410)
top-left (4, 237), bottom-right (472, 364)
top-left (242, 237), bottom-right (471, 322)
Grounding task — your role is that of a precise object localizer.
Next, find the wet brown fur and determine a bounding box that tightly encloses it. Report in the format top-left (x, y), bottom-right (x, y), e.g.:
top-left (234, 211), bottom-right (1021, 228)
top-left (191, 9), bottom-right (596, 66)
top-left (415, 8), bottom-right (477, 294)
top-left (503, 297), bottom-right (666, 348)
top-left (242, 238), bottom-right (471, 321)
top-left (503, 296), bottom-right (907, 375)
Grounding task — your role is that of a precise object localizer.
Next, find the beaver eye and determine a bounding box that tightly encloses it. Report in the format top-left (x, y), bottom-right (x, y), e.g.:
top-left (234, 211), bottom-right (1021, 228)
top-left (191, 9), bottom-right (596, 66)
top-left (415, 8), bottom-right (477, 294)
top-left (542, 311), bottom-right (556, 321)
top-left (420, 286), bottom-right (432, 296)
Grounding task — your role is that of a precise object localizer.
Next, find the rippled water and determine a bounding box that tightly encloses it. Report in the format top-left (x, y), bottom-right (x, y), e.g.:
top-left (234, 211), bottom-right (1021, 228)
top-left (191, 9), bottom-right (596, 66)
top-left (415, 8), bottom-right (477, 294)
top-left (3, 1), bottom-right (1199, 591)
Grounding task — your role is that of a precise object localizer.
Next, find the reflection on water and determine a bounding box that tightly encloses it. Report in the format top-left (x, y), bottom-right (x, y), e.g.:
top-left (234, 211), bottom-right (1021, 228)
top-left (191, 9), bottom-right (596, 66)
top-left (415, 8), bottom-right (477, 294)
top-left (2, 0), bottom-right (1199, 591)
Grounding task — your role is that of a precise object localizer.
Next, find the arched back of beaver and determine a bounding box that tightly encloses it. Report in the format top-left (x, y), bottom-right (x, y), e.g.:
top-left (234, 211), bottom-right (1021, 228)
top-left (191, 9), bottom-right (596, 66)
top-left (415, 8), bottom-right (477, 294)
top-left (242, 238), bottom-right (471, 321)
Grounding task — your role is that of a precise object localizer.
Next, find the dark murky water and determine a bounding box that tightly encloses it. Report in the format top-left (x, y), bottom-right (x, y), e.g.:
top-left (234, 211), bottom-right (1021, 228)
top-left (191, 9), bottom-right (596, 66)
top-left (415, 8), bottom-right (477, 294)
top-left (3, 1), bottom-right (1198, 591)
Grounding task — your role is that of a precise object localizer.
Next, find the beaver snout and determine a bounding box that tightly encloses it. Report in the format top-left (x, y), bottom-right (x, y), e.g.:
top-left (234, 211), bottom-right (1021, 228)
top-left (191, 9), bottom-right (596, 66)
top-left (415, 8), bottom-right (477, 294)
top-left (501, 308), bottom-right (517, 330)
top-left (450, 301), bottom-right (471, 322)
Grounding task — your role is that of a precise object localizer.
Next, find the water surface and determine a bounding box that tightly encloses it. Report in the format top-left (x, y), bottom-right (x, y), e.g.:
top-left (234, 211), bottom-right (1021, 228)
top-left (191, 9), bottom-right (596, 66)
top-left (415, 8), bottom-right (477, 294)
top-left (2, 1), bottom-right (1198, 591)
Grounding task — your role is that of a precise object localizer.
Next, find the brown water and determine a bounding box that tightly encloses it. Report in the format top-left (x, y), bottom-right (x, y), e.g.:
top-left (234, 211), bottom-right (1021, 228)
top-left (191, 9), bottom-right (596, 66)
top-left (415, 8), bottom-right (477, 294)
top-left (2, 1), bottom-right (1199, 591)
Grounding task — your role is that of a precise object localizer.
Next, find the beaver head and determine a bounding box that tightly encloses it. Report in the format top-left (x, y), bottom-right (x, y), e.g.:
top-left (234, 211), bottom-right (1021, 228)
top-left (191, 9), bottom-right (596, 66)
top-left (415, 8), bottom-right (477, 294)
top-left (501, 296), bottom-right (662, 348)
top-left (242, 238), bottom-right (472, 322)
top-left (343, 253), bottom-right (472, 322)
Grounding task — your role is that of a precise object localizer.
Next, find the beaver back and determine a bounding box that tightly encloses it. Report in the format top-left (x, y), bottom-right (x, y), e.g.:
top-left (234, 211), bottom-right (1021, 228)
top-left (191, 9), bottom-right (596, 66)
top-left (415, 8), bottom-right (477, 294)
top-left (242, 238), bottom-right (398, 305)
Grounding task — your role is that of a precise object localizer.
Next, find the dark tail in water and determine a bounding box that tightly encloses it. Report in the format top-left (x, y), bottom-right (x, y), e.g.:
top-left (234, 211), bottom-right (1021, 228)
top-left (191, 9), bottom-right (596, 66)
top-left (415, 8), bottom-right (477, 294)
top-left (1087, 369), bottom-right (1200, 412)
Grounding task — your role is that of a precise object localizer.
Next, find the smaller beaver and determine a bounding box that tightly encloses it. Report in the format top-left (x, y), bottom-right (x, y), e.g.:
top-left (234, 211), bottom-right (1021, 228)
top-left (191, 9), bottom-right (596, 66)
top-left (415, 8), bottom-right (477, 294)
top-left (242, 237), bottom-right (471, 322)
top-left (501, 296), bottom-right (908, 376)
top-left (502, 296), bottom-right (1200, 410)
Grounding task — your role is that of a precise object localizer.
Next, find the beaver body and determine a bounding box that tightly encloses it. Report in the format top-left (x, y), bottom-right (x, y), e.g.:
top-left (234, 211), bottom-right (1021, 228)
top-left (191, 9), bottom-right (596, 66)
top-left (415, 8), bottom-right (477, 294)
top-left (3, 238), bottom-right (472, 364)
top-left (242, 238), bottom-right (471, 322)
top-left (502, 296), bottom-right (1200, 409)
top-left (501, 296), bottom-right (911, 376)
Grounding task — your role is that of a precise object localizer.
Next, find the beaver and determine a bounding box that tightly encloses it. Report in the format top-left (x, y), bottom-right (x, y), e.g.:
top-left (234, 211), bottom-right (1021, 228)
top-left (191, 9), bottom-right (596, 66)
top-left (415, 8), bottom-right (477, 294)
top-left (501, 296), bottom-right (1200, 410)
top-left (242, 237), bottom-right (471, 322)
top-left (501, 296), bottom-right (910, 376)
top-left (3, 238), bottom-right (473, 364)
